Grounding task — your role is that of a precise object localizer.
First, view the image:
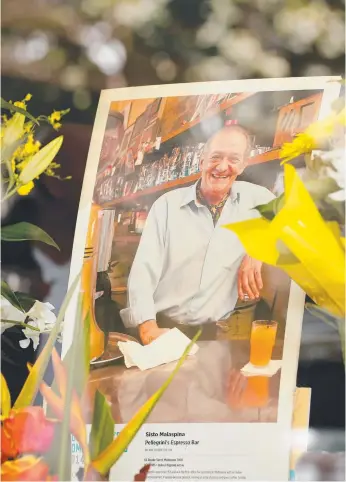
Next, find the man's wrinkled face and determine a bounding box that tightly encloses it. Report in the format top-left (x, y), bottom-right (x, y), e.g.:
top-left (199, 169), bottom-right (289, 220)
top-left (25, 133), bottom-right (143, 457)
top-left (200, 129), bottom-right (248, 199)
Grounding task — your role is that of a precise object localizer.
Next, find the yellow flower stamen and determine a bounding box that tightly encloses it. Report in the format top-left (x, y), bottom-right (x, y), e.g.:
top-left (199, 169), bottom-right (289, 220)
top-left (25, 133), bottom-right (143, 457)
top-left (13, 101), bottom-right (26, 110)
top-left (17, 181), bottom-right (34, 196)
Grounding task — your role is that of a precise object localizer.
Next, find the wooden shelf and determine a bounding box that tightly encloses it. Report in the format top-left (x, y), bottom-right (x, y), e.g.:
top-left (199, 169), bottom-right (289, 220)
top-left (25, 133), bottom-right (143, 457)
top-left (248, 148), bottom-right (281, 165)
top-left (102, 148), bottom-right (281, 208)
top-left (103, 173), bottom-right (200, 208)
top-left (161, 92), bottom-right (255, 144)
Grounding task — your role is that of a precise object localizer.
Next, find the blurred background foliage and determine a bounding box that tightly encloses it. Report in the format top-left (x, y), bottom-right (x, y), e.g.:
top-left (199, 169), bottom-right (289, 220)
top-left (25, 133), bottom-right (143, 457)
top-left (2, 0), bottom-right (345, 123)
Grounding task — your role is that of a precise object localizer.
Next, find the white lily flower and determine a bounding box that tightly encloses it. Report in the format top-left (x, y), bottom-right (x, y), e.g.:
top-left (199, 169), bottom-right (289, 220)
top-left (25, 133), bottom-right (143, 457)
top-left (27, 301), bottom-right (56, 327)
top-left (1, 298), bottom-right (57, 350)
top-left (1, 297), bottom-right (26, 334)
top-left (20, 321), bottom-right (41, 350)
top-left (329, 189), bottom-right (346, 202)
top-left (20, 301), bottom-right (57, 350)
top-left (319, 148), bottom-right (345, 202)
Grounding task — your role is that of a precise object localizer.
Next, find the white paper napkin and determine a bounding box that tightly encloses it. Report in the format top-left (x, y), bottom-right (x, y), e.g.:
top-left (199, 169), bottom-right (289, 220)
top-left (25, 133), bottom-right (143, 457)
top-left (118, 328), bottom-right (199, 371)
top-left (240, 360), bottom-right (282, 377)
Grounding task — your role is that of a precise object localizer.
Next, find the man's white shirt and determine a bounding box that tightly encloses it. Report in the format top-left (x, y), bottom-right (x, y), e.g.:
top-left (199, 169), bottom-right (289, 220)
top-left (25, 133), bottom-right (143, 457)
top-left (120, 181), bottom-right (275, 328)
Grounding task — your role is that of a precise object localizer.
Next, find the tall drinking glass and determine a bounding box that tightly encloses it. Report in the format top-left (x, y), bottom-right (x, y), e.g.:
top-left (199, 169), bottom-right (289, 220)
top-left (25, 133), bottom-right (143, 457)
top-left (250, 320), bottom-right (278, 367)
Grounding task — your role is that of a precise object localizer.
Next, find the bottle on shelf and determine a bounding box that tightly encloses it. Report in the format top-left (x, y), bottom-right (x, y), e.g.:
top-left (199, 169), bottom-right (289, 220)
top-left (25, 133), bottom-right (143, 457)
top-left (128, 210), bottom-right (137, 233)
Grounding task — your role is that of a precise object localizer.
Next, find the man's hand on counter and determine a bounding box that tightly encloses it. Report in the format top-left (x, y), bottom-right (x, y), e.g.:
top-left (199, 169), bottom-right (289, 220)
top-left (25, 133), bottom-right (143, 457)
top-left (238, 255), bottom-right (263, 301)
top-left (138, 320), bottom-right (170, 345)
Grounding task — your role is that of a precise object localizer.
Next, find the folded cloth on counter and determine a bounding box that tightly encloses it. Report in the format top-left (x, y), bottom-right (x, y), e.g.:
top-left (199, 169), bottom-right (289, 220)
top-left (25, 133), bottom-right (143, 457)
top-left (117, 328), bottom-right (199, 371)
top-left (240, 360), bottom-right (282, 377)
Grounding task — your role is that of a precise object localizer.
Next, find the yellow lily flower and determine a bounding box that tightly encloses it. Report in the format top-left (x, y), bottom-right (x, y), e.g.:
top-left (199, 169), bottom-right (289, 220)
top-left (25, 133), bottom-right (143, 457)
top-left (18, 136), bottom-right (63, 186)
top-left (223, 164), bottom-right (345, 318)
top-left (1, 373), bottom-right (11, 419)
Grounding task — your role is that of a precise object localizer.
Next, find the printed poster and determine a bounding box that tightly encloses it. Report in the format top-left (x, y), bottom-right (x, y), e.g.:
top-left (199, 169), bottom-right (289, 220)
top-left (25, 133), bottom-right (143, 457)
top-left (63, 77), bottom-right (341, 481)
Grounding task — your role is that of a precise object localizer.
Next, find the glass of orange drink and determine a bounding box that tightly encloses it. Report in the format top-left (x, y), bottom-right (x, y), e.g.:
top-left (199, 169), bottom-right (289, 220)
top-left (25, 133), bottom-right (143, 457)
top-left (250, 320), bottom-right (278, 367)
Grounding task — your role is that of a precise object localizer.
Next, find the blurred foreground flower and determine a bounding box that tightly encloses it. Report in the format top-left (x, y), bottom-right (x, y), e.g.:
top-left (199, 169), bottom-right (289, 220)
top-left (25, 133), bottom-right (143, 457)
top-left (1, 276), bottom-right (200, 481)
top-left (1, 455), bottom-right (57, 481)
top-left (224, 164), bottom-right (345, 358)
top-left (280, 107), bottom-right (345, 162)
top-left (39, 349), bottom-right (90, 466)
top-left (1, 407), bottom-right (56, 462)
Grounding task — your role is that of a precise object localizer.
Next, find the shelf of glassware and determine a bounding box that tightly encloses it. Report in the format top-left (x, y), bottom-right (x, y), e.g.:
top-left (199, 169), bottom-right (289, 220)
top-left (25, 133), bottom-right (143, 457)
top-left (102, 147), bottom-right (281, 208)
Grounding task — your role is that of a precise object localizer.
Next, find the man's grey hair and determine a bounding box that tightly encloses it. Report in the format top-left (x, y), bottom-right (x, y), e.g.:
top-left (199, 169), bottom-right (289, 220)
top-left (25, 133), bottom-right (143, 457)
top-left (202, 124), bottom-right (253, 160)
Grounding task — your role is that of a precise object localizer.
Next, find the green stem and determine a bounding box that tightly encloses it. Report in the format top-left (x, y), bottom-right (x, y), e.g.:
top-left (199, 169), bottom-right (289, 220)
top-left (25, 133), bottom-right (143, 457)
top-left (1, 319), bottom-right (40, 331)
top-left (338, 320), bottom-right (345, 366)
top-left (1, 187), bottom-right (18, 202)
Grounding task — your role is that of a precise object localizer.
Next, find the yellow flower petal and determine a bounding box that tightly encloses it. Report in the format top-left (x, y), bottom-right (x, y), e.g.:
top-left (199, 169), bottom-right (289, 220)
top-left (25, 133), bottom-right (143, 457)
top-left (223, 165), bottom-right (345, 317)
top-left (13, 101), bottom-right (26, 110)
top-left (1, 374), bottom-right (11, 419)
top-left (280, 133), bottom-right (316, 163)
top-left (224, 218), bottom-right (279, 265)
top-left (18, 136), bottom-right (63, 185)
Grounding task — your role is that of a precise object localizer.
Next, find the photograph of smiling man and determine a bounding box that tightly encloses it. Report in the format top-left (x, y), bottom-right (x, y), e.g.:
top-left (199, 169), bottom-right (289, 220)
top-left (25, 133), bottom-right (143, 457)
top-left (86, 83), bottom-right (328, 361)
top-left (122, 124), bottom-right (274, 344)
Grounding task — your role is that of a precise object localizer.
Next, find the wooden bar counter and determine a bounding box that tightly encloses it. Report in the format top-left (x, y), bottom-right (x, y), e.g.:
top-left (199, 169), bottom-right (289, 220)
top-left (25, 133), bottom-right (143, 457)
top-left (86, 339), bottom-right (283, 425)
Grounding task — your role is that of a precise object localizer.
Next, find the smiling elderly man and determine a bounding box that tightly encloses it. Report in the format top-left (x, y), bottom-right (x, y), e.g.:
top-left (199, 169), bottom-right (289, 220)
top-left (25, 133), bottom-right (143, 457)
top-left (120, 125), bottom-right (275, 344)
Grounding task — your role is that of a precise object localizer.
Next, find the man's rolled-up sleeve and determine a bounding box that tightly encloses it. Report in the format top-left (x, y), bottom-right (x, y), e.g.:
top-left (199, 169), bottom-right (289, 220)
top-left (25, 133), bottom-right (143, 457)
top-left (120, 198), bottom-right (166, 328)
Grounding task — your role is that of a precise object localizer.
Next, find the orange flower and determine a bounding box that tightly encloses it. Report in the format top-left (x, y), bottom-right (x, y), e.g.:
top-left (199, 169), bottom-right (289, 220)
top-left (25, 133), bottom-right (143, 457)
top-left (1, 407), bottom-right (56, 463)
top-left (1, 455), bottom-right (57, 481)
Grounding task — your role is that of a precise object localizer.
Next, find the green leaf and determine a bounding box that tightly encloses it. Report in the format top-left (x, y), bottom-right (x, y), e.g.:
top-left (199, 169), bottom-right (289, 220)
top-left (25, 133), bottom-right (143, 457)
top-left (46, 309), bottom-right (90, 421)
top-left (58, 294), bottom-right (88, 481)
top-left (1, 98), bottom-right (39, 124)
top-left (1, 280), bottom-right (24, 312)
top-left (1, 222), bottom-right (59, 250)
top-left (89, 390), bottom-right (115, 460)
top-left (61, 310), bottom-right (90, 399)
top-left (14, 292), bottom-right (36, 312)
top-left (13, 273), bottom-right (81, 410)
top-left (91, 330), bottom-right (201, 475)
top-left (44, 424), bottom-right (71, 477)
top-left (255, 194), bottom-right (284, 221)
